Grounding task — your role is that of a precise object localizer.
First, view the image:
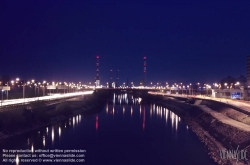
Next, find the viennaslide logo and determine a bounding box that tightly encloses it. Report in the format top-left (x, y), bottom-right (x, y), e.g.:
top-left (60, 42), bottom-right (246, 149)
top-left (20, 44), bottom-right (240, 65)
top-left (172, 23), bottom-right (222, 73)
top-left (220, 146), bottom-right (248, 163)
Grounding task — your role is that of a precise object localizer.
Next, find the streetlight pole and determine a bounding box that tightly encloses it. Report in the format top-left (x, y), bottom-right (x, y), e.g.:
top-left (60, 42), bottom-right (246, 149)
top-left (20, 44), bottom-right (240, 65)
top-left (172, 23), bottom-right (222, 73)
top-left (43, 86), bottom-right (45, 96)
top-left (6, 82), bottom-right (8, 100)
top-left (206, 85), bottom-right (208, 96)
top-left (23, 82), bottom-right (25, 104)
top-left (38, 83), bottom-right (40, 96)
top-left (64, 83), bottom-right (65, 94)
top-left (1, 90), bottom-right (3, 107)
top-left (68, 82), bottom-right (69, 93)
top-left (34, 84), bottom-right (36, 96)
top-left (1, 80), bottom-right (3, 107)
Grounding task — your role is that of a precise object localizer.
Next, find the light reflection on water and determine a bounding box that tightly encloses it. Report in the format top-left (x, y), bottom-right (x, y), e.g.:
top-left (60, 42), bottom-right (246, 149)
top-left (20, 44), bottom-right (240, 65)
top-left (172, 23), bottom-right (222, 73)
top-left (59, 127), bottom-right (61, 137)
top-left (102, 94), bottom-right (183, 132)
top-left (31, 144), bottom-right (34, 153)
top-left (95, 116), bottom-right (98, 130)
top-left (16, 154), bottom-right (19, 165)
top-left (43, 136), bottom-right (45, 146)
top-left (51, 127), bottom-right (54, 143)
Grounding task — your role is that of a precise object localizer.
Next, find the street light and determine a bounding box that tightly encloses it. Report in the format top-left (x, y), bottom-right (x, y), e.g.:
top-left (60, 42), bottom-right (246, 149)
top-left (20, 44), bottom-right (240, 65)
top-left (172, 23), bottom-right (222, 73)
top-left (235, 82), bottom-right (240, 89)
top-left (34, 84), bottom-right (37, 96)
top-left (38, 82), bottom-right (41, 96)
top-left (190, 83), bottom-right (192, 95)
top-left (197, 82), bottom-right (200, 96)
top-left (43, 81), bottom-right (46, 96)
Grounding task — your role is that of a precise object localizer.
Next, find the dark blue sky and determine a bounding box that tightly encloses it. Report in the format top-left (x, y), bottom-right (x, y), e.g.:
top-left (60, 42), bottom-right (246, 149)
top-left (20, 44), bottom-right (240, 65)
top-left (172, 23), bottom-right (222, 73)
top-left (1, 0), bottom-right (250, 85)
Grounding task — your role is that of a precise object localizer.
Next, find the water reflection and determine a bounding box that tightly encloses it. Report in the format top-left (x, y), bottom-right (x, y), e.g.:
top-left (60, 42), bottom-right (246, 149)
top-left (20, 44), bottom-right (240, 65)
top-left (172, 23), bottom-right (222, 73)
top-left (105, 93), bottom-right (182, 132)
top-left (79, 114), bottom-right (81, 122)
top-left (43, 136), bottom-right (45, 146)
top-left (140, 105), bottom-right (141, 116)
top-left (106, 102), bottom-right (108, 113)
top-left (52, 127), bottom-right (54, 143)
top-left (130, 106), bottom-right (133, 117)
top-left (166, 108), bottom-right (169, 124)
top-left (150, 104), bottom-right (152, 118)
top-left (59, 127), bottom-right (61, 137)
top-left (112, 106), bottom-right (114, 116)
top-left (73, 116), bottom-right (75, 127)
top-left (143, 107), bottom-right (146, 130)
top-left (96, 116), bottom-right (99, 130)
top-left (16, 154), bottom-right (19, 165)
top-left (31, 144), bottom-right (34, 153)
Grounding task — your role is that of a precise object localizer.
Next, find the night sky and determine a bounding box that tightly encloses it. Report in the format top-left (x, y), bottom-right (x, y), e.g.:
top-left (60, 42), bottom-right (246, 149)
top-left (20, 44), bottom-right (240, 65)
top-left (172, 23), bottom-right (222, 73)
top-left (1, 1), bottom-right (250, 85)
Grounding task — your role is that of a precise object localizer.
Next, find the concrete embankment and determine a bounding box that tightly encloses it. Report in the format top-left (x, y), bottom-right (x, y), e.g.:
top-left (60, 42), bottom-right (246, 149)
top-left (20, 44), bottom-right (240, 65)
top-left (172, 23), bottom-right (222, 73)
top-left (0, 92), bottom-right (106, 141)
top-left (153, 96), bottom-right (250, 165)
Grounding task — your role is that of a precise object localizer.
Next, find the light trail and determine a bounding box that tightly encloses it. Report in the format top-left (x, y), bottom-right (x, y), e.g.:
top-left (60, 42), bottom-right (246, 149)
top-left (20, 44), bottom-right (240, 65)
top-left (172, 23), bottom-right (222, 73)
top-left (0, 91), bottom-right (93, 107)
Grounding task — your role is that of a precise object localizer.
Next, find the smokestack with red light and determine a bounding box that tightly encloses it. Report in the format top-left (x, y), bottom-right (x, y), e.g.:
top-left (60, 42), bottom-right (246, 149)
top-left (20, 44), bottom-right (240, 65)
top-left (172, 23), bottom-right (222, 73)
top-left (116, 70), bottom-right (119, 86)
top-left (110, 69), bottom-right (113, 81)
top-left (144, 56), bottom-right (146, 86)
top-left (109, 69), bottom-right (113, 88)
top-left (95, 56), bottom-right (100, 87)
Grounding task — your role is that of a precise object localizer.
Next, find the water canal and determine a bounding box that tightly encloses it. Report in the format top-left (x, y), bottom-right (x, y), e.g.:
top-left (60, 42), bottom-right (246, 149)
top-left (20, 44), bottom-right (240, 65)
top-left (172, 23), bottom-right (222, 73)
top-left (0, 93), bottom-right (216, 165)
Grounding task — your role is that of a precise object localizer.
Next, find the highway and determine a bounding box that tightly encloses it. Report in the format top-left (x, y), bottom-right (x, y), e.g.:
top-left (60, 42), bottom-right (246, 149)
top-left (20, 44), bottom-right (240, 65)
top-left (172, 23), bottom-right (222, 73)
top-left (0, 91), bottom-right (93, 107)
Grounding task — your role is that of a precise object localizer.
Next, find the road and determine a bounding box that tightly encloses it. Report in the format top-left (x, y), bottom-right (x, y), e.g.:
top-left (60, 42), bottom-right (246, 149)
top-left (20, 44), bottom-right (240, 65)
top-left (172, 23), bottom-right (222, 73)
top-left (149, 92), bottom-right (250, 113)
top-left (0, 91), bottom-right (93, 107)
top-left (149, 92), bottom-right (250, 132)
top-left (199, 105), bottom-right (250, 132)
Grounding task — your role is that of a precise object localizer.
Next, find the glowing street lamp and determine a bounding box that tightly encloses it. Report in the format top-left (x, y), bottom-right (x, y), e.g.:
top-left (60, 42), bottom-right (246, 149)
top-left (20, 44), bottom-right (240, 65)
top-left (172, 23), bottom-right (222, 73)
top-left (235, 82), bottom-right (240, 89)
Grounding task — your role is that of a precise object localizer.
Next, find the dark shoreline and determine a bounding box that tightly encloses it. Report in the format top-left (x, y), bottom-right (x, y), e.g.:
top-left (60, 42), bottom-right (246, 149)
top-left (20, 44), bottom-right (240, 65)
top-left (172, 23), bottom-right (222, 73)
top-left (154, 96), bottom-right (250, 165)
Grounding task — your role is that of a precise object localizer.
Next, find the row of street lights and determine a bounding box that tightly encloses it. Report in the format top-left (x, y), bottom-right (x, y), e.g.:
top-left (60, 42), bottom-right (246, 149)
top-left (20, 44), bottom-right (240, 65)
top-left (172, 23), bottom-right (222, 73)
top-left (0, 78), bottom-right (90, 105)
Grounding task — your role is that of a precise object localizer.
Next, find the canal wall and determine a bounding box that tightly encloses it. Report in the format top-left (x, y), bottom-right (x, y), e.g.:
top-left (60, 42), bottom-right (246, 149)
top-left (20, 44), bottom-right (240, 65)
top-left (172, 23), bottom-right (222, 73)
top-left (0, 92), bottom-right (106, 141)
top-left (155, 96), bottom-right (250, 165)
